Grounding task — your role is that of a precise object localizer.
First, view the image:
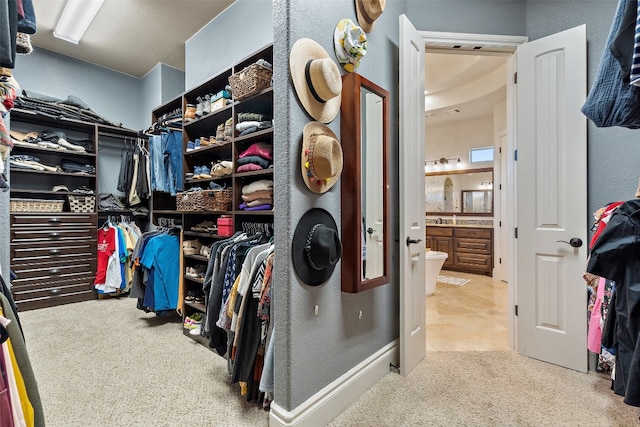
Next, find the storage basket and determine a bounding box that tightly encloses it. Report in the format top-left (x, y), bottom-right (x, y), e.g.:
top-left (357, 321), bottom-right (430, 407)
top-left (67, 195), bottom-right (95, 213)
top-left (176, 189), bottom-right (232, 212)
top-left (10, 198), bottom-right (64, 213)
top-left (228, 62), bottom-right (273, 101)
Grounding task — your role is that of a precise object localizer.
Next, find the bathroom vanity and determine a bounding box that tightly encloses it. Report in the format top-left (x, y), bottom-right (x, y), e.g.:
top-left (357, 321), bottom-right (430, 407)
top-left (425, 225), bottom-right (493, 276)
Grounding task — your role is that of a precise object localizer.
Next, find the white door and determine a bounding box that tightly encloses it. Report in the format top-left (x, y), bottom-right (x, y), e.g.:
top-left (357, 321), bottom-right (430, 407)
top-left (399, 14), bottom-right (426, 377)
top-left (364, 92), bottom-right (384, 280)
top-left (516, 25), bottom-right (587, 372)
top-left (496, 130), bottom-right (508, 281)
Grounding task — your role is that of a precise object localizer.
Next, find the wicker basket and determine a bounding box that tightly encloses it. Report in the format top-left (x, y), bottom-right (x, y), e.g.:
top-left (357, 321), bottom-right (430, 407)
top-left (176, 189), bottom-right (232, 212)
top-left (228, 62), bottom-right (273, 101)
top-left (68, 195), bottom-right (95, 213)
top-left (10, 198), bottom-right (64, 213)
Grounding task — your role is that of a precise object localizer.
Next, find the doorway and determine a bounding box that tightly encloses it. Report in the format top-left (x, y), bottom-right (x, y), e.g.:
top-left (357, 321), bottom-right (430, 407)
top-left (423, 49), bottom-right (510, 351)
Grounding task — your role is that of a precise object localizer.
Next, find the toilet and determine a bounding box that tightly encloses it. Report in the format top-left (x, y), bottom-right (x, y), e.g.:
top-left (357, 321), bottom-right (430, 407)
top-left (425, 250), bottom-right (448, 296)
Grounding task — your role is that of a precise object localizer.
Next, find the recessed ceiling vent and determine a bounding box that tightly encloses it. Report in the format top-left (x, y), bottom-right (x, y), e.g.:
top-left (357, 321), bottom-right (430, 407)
top-left (442, 108), bottom-right (463, 115)
top-left (425, 111), bottom-right (438, 118)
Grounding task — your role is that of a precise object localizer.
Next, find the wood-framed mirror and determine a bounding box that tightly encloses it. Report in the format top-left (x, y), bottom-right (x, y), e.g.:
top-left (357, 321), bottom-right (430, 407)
top-left (425, 167), bottom-right (494, 216)
top-left (340, 72), bottom-right (390, 293)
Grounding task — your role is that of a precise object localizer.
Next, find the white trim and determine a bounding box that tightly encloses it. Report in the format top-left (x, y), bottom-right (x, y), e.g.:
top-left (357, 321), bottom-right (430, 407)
top-left (269, 340), bottom-right (398, 427)
top-left (420, 31), bottom-right (528, 53)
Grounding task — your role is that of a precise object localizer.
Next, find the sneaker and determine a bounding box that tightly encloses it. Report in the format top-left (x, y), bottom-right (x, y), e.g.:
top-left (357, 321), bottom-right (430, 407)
top-left (193, 166), bottom-right (203, 178)
top-left (199, 166), bottom-right (211, 179)
top-left (195, 97), bottom-right (204, 117)
top-left (200, 244), bottom-right (211, 258)
top-left (183, 240), bottom-right (202, 255)
top-left (189, 324), bottom-right (202, 335)
top-left (186, 141), bottom-right (196, 151)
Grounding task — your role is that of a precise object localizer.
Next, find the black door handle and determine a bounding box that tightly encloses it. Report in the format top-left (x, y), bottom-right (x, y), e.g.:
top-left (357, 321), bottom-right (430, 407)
top-left (406, 237), bottom-right (423, 246)
top-left (556, 238), bottom-right (583, 248)
top-left (367, 227), bottom-right (374, 235)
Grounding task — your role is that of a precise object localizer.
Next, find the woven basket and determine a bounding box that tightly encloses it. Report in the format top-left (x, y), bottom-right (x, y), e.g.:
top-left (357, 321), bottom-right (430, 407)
top-left (176, 189), bottom-right (232, 212)
top-left (68, 195), bottom-right (95, 213)
top-left (10, 198), bottom-right (64, 213)
top-left (228, 62), bottom-right (273, 101)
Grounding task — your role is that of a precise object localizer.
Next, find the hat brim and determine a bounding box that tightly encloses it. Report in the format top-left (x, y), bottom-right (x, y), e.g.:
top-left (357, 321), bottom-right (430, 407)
top-left (290, 38), bottom-right (342, 124)
top-left (355, 0), bottom-right (375, 33)
top-left (292, 208), bottom-right (340, 286)
top-left (300, 121), bottom-right (342, 194)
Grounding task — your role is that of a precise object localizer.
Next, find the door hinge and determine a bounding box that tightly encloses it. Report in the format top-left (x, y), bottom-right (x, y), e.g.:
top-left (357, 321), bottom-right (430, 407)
top-left (499, 147), bottom-right (502, 153)
top-left (499, 184), bottom-right (502, 190)
top-left (499, 220), bottom-right (502, 227)
top-left (513, 72), bottom-right (517, 84)
top-left (514, 149), bottom-right (518, 161)
top-left (515, 305), bottom-right (518, 316)
top-left (499, 257), bottom-right (502, 264)
top-left (514, 227), bottom-right (518, 238)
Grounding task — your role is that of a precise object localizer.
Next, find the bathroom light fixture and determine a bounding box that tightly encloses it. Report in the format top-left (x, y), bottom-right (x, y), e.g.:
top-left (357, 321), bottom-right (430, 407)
top-left (54, 0), bottom-right (105, 44)
top-left (426, 157), bottom-right (461, 165)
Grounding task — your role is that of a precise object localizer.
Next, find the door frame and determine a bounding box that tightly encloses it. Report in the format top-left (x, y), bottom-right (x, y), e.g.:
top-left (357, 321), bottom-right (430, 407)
top-left (419, 31), bottom-right (527, 350)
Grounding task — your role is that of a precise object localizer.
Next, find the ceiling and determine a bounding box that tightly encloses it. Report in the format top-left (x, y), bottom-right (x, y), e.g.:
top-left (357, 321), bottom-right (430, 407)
top-left (425, 53), bottom-right (507, 125)
top-left (30, 0), bottom-right (236, 78)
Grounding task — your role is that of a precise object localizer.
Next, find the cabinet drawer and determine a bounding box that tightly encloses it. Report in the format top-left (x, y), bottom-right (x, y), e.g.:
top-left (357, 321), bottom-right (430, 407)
top-left (10, 213), bottom-right (97, 228)
top-left (454, 253), bottom-right (492, 269)
top-left (426, 226), bottom-right (452, 237)
top-left (454, 227), bottom-right (492, 239)
top-left (11, 260), bottom-right (95, 282)
top-left (11, 271), bottom-right (94, 291)
top-left (11, 227), bottom-right (96, 243)
top-left (11, 240), bottom-right (95, 261)
top-left (13, 283), bottom-right (95, 311)
top-left (455, 238), bottom-right (492, 254)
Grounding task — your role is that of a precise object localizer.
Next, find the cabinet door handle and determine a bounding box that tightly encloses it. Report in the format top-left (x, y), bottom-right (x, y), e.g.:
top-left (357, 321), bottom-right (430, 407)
top-left (49, 232), bottom-right (61, 238)
top-left (48, 218), bottom-right (62, 223)
top-left (49, 269), bottom-right (60, 275)
top-left (49, 249), bottom-right (61, 255)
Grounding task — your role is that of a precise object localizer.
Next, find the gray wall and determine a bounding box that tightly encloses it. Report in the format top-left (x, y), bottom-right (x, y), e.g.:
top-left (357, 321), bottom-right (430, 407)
top-left (141, 64), bottom-right (162, 128)
top-left (184, 0), bottom-right (273, 88)
top-left (12, 47), bottom-right (145, 130)
top-left (160, 64), bottom-right (185, 105)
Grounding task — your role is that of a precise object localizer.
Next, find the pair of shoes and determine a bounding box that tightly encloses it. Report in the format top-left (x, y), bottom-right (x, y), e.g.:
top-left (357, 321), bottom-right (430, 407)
top-left (209, 181), bottom-right (226, 190)
top-left (193, 165), bottom-right (211, 179)
top-left (191, 220), bottom-right (215, 232)
top-left (185, 267), bottom-right (198, 277)
top-left (195, 95), bottom-right (211, 117)
top-left (200, 244), bottom-right (211, 258)
top-left (183, 240), bottom-right (202, 255)
top-left (186, 140), bottom-right (201, 151)
top-left (212, 161), bottom-right (233, 177)
top-left (184, 290), bottom-right (197, 301)
top-left (184, 312), bottom-right (203, 329)
top-left (184, 104), bottom-right (196, 122)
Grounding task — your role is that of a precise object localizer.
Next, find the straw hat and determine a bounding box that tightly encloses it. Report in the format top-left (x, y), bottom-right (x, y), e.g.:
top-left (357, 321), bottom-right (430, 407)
top-left (290, 38), bottom-right (342, 123)
top-left (334, 18), bottom-right (367, 73)
top-left (355, 0), bottom-right (386, 33)
top-left (301, 122), bottom-right (343, 194)
top-left (292, 208), bottom-right (342, 286)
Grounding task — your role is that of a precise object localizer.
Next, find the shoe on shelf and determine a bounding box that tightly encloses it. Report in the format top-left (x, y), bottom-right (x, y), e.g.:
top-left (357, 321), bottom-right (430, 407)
top-left (184, 104), bottom-right (196, 122)
top-left (199, 166), bottom-right (211, 179)
top-left (184, 290), bottom-right (197, 301)
top-left (183, 240), bottom-right (202, 255)
top-left (194, 293), bottom-right (205, 304)
top-left (200, 137), bottom-right (211, 146)
top-left (186, 140), bottom-right (196, 151)
top-left (193, 166), bottom-right (203, 179)
top-left (202, 94), bottom-right (211, 115)
top-left (200, 244), bottom-right (211, 258)
top-left (189, 324), bottom-right (202, 335)
top-left (195, 97), bottom-right (204, 117)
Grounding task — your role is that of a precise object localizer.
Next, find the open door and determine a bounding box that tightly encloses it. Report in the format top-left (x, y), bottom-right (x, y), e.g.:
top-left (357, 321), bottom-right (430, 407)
top-left (515, 25), bottom-right (588, 372)
top-left (399, 14), bottom-right (426, 377)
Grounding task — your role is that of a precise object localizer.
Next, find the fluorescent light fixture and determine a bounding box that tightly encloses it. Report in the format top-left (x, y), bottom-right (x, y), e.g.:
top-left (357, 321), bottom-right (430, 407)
top-left (53, 0), bottom-right (105, 44)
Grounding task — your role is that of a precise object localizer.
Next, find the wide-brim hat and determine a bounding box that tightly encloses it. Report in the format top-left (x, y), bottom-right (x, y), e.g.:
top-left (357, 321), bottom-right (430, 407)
top-left (292, 208), bottom-right (342, 286)
top-left (355, 0), bottom-right (386, 33)
top-left (290, 38), bottom-right (342, 124)
top-left (301, 121), bottom-right (343, 194)
top-left (334, 18), bottom-right (367, 73)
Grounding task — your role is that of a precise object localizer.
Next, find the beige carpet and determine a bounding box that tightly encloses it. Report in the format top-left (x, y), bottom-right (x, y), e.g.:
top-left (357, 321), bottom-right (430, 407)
top-left (17, 297), bottom-right (640, 426)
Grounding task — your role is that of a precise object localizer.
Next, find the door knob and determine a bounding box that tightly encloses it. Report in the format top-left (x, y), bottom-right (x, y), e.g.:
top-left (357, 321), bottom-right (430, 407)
top-left (556, 238), bottom-right (583, 248)
top-left (406, 237), bottom-right (423, 246)
top-left (367, 227), bottom-right (374, 235)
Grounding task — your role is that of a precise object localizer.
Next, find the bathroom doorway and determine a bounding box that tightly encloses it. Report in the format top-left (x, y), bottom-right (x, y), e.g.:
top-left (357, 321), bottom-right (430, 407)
top-left (424, 50), bottom-right (509, 351)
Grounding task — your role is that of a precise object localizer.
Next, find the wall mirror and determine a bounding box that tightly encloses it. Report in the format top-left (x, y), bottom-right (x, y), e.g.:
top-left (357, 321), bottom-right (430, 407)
top-left (425, 167), bottom-right (493, 216)
top-left (340, 73), bottom-right (389, 293)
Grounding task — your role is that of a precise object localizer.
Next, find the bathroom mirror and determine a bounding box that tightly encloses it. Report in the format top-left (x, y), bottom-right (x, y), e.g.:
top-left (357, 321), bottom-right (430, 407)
top-left (425, 167), bottom-right (493, 216)
top-left (340, 73), bottom-right (389, 293)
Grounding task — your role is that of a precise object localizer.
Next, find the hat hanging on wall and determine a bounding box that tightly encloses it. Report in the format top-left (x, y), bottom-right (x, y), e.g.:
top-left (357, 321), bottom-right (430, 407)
top-left (292, 208), bottom-right (343, 286)
top-left (355, 0), bottom-right (386, 33)
top-left (334, 18), bottom-right (367, 73)
top-left (290, 38), bottom-right (343, 123)
top-left (301, 121), bottom-right (343, 194)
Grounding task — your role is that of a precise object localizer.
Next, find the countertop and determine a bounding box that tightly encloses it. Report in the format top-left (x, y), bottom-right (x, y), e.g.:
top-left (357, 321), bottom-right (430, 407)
top-left (426, 223), bottom-right (493, 229)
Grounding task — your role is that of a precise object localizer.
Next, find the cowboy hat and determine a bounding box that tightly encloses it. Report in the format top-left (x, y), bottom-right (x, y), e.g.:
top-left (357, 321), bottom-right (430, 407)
top-left (301, 121), bottom-right (343, 194)
top-left (292, 208), bottom-right (343, 286)
top-left (290, 38), bottom-right (342, 123)
top-left (355, 0), bottom-right (386, 33)
top-left (334, 18), bottom-right (367, 73)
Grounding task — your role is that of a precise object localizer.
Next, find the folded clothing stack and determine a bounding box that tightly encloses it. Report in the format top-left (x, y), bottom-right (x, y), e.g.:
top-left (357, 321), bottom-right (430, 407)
top-left (236, 112), bottom-right (273, 137)
top-left (236, 142), bottom-right (272, 173)
top-left (240, 179), bottom-right (273, 211)
top-left (98, 193), bottom-right (127, 211)
top-left (60, 159), bottom-right (95, 174)
top-left (10, 129), bottom-right (92, 152)
top-left (10, 154), bottom-right (59, 172)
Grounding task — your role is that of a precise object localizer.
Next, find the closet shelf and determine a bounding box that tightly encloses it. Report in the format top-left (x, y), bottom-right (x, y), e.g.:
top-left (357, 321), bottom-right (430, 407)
top-left (184, 143), bottom-right (232, 157)
top-left (184, 301), bottom-right (206, 312)
top-left (184, 276), bottom-right (204, 285)
top-left (183, 230), bottom-right (223, 238)
top-left (10, 145), bottom-right (96, 158)
top-left (153, 209), bottom-right (181, 215)
top-left (184, 176), bottom-right (231, 185)
top-left (10, 168), bottom-right (96, 178)
top-left (234, 169), bottom-right (273, 179)
top-left (233, 127), bottom-right (273, 144)
top-left (183, 103), bottom-right (234, 128)
top-left (184, 254), bottom-right (209, 262)
top-left (233, 210), bottom-right (273, 216)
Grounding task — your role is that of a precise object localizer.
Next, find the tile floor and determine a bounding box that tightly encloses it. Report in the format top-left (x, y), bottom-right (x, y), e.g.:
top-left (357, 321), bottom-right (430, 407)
top-left (426, 270), bottom-right (509, 351)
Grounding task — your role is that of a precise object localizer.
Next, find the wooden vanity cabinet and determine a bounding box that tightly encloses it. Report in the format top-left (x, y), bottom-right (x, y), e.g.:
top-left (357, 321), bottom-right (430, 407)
top-left (426, 226), bottom-right (493, 276)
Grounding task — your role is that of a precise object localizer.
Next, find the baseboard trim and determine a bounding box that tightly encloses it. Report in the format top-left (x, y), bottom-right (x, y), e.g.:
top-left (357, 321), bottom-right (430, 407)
top-left (269, 339), bottom-right (398, 427)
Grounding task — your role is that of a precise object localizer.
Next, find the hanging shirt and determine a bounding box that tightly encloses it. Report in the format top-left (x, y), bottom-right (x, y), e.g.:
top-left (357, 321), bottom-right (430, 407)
top-left (95, 226), bottom-right (116, 286)
top-left (140, 233), bottom-right (180, 311)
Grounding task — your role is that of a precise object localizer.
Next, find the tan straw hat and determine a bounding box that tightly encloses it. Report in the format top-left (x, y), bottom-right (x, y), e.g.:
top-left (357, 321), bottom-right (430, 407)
top-left (355, 0), bottom-right (386, 33)
top-left (290, 38), bottom-right (342, 124)
top-left (301, 121), bottom-right (343, 194)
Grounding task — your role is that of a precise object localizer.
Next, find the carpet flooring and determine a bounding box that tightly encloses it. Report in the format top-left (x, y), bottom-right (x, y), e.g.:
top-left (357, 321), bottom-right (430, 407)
top-left (17, 296), bottom-right (640, 426)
